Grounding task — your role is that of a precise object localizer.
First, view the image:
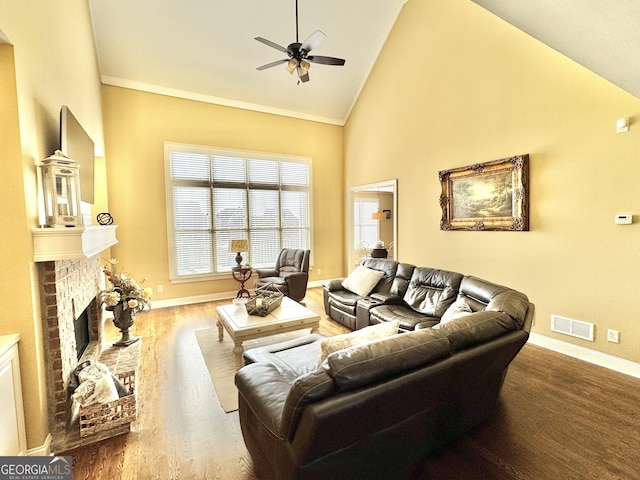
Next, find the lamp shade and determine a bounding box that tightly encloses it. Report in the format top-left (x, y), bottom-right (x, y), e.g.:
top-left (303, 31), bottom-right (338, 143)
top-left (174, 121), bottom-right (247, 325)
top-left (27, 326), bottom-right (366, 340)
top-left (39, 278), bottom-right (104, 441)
top-left (230, 239), bottom-right (248, 253)
top-left (371, 211), bottom-right (387, 220)
top-left (298, 60), bottom-right (310, 75)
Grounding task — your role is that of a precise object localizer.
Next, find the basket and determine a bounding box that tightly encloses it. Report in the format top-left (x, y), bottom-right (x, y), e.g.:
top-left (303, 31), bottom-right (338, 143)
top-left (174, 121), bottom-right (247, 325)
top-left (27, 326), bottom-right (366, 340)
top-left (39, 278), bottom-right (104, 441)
top-left (246, 284), bottom-right (284, 317)
top-left (79, 370), bottom-right (137, 437)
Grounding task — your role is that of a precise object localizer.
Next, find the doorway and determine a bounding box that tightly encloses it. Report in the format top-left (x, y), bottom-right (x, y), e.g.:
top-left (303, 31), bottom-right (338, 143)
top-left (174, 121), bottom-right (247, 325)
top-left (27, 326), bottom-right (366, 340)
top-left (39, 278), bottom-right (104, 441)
top-left (348, 179), bottom-right (397, 269)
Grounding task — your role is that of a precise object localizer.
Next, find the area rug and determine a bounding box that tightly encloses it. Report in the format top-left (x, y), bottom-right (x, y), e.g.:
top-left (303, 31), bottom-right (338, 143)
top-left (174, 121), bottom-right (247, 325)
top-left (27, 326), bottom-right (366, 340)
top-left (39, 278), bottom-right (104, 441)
top-left (195, 327), bottom-right (309, 413)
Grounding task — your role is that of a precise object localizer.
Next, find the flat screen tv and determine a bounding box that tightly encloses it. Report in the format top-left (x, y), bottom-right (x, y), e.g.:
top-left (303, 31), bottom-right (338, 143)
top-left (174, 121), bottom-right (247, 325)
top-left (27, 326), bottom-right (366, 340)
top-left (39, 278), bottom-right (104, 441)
top-left (60, 105), bottom-right (95, 204)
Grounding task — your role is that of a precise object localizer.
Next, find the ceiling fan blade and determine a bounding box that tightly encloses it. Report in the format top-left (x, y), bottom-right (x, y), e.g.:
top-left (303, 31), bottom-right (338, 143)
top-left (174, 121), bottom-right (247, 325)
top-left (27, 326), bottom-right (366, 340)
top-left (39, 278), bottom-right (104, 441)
top-left (256, 59), bottom-right (289, 71)
top-left (307, 55), bottom-right (346, 66)
top-left (300, 30), bottom-right (325, 53)
top-left (255, 37), bottom-right (288, 53)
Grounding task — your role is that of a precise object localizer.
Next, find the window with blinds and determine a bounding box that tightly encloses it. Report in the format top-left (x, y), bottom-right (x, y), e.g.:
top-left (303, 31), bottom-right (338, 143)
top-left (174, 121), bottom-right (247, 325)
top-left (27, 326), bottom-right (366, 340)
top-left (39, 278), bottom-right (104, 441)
top-left (165, 143), bottom-right (312, 280)
top-left (353, 197), bottom-right (380, 249)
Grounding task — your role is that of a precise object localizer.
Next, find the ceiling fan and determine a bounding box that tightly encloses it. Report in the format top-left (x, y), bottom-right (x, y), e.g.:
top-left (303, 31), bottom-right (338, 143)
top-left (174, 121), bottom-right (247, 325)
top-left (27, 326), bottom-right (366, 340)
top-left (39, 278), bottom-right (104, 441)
top-left (255, 0), bottom-right (346, 84)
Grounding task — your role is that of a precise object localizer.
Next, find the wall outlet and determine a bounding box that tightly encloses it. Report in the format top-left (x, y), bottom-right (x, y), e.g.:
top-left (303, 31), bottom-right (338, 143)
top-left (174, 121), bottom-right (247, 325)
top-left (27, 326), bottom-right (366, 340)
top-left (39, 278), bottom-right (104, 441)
top-left (317, 268), bottom-right (322, 275)
top-left (157, 285), bottom-right (164, 293)
top-left (607, 329), bottom-right (620, 343)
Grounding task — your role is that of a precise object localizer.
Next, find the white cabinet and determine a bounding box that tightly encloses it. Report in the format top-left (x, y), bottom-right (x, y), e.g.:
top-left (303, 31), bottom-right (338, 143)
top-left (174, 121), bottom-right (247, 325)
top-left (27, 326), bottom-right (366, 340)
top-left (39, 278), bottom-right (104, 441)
top-left (0, 335), bottom-right (27, 456)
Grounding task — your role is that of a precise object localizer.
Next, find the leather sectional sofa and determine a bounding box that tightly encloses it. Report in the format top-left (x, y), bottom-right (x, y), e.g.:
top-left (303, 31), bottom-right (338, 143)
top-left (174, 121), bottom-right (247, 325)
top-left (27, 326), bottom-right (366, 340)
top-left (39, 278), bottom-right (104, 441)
top-left (235, 258), bottom-right (534, 479)
top-left (323, 258), bottom-right (526, 333)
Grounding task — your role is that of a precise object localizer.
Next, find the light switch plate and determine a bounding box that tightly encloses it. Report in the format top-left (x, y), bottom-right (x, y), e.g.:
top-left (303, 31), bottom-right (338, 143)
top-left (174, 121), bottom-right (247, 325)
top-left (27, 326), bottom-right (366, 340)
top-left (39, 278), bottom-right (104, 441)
top-left (615, 214), bottom-right (632, 225)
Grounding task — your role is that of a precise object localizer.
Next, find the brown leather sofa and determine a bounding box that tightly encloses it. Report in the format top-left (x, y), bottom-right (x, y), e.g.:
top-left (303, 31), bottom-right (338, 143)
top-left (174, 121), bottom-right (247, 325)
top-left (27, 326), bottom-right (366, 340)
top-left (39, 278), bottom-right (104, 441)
top-left (235, 265), bottom-right (534, 479)
top-left (322, 258), bottom-right (406, 330)
top-left (323, 259), bottom-right (523, 333)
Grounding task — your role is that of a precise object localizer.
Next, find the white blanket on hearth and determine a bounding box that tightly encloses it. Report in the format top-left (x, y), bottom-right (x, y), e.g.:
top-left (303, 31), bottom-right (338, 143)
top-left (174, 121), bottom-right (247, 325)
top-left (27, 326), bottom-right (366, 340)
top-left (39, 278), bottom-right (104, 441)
top-left (72, 362), bottom-right (119, 407)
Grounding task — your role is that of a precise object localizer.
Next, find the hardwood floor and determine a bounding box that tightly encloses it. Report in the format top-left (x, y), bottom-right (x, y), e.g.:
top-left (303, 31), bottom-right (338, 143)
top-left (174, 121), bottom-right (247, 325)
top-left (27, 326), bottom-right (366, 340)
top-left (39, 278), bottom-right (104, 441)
top-left (62, 287), bottom-right (640, 479)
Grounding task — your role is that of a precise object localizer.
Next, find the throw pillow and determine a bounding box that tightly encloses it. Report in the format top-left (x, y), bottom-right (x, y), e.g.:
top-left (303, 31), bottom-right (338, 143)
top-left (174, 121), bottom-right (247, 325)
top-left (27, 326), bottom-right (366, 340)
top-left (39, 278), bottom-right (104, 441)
top-left (341, 265), bottom-right (385, 297)
top-left (318, 320), bottom-right (400, 366)
top-left (440, 297), bottom-right (473, 323)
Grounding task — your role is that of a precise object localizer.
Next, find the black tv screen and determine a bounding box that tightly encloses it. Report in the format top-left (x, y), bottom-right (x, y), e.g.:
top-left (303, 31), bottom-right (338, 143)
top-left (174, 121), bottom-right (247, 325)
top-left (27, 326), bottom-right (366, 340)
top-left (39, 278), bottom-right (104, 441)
top-left (60, 105), bottom-right (95, 204)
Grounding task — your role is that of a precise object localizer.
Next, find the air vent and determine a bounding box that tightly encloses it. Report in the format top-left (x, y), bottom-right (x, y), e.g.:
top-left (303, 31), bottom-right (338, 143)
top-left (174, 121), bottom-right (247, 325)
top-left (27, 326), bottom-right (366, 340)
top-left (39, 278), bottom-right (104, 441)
top-left (551, 315), bottom-right (594, 341)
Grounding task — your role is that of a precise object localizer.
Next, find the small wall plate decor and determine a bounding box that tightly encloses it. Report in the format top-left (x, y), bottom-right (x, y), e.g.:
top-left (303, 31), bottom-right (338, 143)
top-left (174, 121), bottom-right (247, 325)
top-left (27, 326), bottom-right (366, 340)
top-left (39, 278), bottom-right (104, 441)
top-left (97, 212), bottom-right (114, 225)
top-left (439, 154), bottom-right (529, 231)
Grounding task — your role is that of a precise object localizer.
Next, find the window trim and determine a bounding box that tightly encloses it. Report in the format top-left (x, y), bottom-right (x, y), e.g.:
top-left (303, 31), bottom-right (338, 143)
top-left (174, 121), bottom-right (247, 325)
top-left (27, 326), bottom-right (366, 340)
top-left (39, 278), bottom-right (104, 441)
top-left (164, 142), bottom-right (313, 283)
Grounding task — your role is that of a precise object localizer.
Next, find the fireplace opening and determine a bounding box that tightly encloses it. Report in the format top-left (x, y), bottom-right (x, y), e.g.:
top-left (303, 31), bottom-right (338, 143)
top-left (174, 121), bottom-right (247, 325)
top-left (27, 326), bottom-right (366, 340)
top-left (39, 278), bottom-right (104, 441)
top-left (74, 308), bottom-right (90, 360)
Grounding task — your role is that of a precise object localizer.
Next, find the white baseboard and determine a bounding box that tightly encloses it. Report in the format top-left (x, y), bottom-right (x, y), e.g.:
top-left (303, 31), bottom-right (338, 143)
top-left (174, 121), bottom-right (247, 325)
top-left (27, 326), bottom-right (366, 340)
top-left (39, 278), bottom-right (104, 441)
top-left (26, 433), bottom-right (52, 456)
top-left (152, 290), bottom-right (239, 309)
top-left (153, 282), bottom-right (328, 310)
top-left (529, 333), bottom-right (640, 379)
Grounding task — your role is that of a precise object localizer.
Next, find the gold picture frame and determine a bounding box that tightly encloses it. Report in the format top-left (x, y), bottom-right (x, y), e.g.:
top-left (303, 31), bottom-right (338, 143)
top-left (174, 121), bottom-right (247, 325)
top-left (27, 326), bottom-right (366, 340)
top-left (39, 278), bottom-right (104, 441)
top-left (439, 154), bottom-right (529, 231)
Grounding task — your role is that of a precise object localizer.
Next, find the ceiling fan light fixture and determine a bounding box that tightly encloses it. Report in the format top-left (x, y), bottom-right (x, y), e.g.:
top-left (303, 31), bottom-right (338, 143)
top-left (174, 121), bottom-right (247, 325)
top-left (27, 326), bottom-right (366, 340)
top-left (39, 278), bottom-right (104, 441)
top-left (286, 59), bottom-right (297, 74)
top-left (254, 0), bottom-right (345, 83)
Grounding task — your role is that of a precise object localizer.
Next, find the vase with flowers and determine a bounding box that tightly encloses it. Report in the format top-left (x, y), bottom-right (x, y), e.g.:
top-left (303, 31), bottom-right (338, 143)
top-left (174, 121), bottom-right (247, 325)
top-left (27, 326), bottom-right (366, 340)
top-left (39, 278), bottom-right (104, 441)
top-left (100, 259), bottom-right (153, 346)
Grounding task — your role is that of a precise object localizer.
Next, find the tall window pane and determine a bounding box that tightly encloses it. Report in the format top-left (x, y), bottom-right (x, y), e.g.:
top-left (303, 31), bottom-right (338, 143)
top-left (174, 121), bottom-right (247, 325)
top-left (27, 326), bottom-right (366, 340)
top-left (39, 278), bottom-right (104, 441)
top-left (354, 198), bottom-right (379, 248)
top-left (166, 143), bottom-right (312, 279)
top-left (175, 231), bottom-right (213, 275)
top-left (215, 230), bottom-right (246, 271)
top-left (282, 229), bottom-right (309, 249)
top-left (249, 190), bottom-right (279, 229)
top-left (250, 230), bottom-right (280, 266)
top-left (213, 188), bottom-right (247, 229)
top-left (282, 191), bottom-right (309, 227)
top-left (173, 187), bottom-right (210, 229)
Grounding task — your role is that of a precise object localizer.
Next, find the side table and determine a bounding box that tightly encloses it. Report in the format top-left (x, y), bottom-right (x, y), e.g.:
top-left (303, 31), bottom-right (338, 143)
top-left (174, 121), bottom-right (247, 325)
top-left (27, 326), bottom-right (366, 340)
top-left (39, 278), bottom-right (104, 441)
top-left (232, 266), bottom-right (253, 298)
top-left (370, 247), bottom-right (388, 258)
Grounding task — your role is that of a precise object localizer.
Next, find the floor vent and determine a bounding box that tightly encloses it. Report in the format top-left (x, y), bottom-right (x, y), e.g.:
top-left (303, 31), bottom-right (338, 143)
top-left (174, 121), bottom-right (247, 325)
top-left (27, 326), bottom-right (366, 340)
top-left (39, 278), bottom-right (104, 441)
top-left (551, 315), bottom-right (594, 341)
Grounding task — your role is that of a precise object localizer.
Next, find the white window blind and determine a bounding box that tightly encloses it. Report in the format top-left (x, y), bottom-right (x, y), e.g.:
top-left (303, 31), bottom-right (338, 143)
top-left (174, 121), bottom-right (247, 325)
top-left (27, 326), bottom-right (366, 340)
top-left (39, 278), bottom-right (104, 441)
top-left (165, 144), bottom-right (312, 280)
top-left (353, 197), bottom-right (379, 249)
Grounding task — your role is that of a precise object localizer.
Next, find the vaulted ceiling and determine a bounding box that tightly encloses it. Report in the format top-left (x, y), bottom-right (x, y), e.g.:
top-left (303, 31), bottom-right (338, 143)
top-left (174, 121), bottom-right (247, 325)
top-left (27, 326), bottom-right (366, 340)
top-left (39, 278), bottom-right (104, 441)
top-left (89, 0), bottom-right (407, 125)
top-left (89, 0), bottom-right (640, 126)
top-left (471, 0), bottom-right (640, 101)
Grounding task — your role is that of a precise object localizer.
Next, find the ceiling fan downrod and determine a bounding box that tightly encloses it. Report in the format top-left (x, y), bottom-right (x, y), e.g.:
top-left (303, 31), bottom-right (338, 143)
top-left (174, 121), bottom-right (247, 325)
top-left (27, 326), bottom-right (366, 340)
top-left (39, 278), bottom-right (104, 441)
top-left (295, 0), bottom-right (299, 43)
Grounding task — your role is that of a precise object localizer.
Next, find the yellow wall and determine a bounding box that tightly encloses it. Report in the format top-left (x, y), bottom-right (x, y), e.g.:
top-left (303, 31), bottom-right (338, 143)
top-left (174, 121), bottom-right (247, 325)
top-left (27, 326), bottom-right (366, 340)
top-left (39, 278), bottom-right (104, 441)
top-left (0, 0), bottom-right (104, 449)
top-left (101, 86), bottom-right (344, 301)
top-left (0, 40), bottom-right (43, 447)
top-left (345, 0), bottom-right (640, 362)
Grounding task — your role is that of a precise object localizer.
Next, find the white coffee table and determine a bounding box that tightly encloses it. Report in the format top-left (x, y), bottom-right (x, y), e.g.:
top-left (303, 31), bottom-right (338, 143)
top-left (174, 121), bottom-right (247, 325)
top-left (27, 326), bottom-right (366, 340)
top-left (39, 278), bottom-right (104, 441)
top-left (216, 296), bottom-right (320, 369)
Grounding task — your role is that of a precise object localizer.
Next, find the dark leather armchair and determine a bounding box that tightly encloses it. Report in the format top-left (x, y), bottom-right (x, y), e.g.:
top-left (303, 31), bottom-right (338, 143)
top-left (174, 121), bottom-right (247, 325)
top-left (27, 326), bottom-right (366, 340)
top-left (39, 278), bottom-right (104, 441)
top-left (256, 248), bottom-right (310, 302)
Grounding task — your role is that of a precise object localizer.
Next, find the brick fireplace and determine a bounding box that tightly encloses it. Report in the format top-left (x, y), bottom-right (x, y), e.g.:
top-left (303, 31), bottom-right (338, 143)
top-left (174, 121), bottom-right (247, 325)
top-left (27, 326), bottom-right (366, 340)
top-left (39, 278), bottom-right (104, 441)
top-left (37, 257), bottom-right (105, 450)
top-left (32, 224), bottom-right (140, 451)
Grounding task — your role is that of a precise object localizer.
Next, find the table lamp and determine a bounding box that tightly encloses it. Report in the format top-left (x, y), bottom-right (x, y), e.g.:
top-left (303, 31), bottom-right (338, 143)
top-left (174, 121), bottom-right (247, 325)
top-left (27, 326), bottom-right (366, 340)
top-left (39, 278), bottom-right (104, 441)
top-left (230, 239), bottom-right (249, 267)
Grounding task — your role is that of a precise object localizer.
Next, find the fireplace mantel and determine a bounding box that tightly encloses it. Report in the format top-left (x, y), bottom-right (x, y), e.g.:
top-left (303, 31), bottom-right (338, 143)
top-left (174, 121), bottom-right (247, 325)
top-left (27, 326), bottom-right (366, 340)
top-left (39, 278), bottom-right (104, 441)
top-left (32, 225), bottom-right (118, 262)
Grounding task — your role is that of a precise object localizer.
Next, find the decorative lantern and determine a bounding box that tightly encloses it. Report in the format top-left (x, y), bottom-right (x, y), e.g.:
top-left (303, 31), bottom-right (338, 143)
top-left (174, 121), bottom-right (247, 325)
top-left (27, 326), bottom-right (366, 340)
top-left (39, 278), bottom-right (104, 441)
top-left (40, 150), bottom-right (83, 227)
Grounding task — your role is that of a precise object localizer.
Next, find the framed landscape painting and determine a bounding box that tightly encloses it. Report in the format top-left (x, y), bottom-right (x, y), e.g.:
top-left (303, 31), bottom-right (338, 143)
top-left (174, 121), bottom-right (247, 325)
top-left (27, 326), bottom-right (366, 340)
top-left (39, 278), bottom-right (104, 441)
top-left (439, 154), bottom-right (529, 231)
